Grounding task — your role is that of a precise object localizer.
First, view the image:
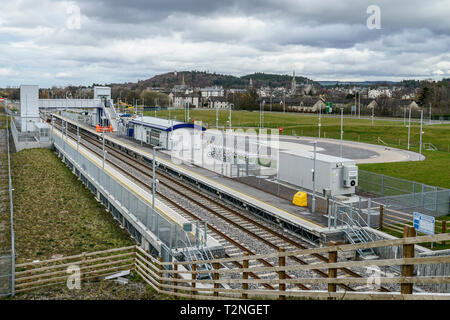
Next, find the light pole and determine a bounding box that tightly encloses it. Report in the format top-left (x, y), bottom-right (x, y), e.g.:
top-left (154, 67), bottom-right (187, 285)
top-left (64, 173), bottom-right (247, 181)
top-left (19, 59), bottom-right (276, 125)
top-left (403, 106), bottom-right (406, 126)
top-left (229, 102), bottom-right (232, 131)
top-left (312, 141), bottom-right (317, 213)
top-left (340, 108), bottom-right (344, 158)
top-left (102, 129), bottom-right (105, 170)
top-left (152, 146), bottom-right (163, 212)
top-left (77, 114), bottom-right (79, 152)
top-left (260, 100), bottom-right (265, 131)
top-left (407, 107), bottom-right (411, 150)
top-left (215, 100), bottom-right (218, 129)
top-left (318, 104), bottom-right (321, 138)
top-left (429, 103), bottom-right (432, 125)
top-left (358, 91), bottom-right (360, 119)
top-left (371, 104), bottom-right (374, 126)
top-left (419, 109), bottom-right (423, 155)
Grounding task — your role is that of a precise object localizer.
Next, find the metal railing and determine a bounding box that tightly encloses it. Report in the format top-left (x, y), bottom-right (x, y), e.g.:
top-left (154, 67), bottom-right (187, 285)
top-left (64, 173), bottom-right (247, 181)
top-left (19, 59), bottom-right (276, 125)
top-left (52, 129), bottom-right (213, 270)
top-left (0, 113), bottom-right (15, 297)
top-left (358, 169), bottom-right (447, 197)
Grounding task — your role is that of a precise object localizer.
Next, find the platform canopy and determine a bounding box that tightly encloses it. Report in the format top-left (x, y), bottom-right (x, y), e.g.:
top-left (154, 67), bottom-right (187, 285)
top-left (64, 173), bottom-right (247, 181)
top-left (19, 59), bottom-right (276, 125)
top-left (129, 116), bottom-right (206, 132)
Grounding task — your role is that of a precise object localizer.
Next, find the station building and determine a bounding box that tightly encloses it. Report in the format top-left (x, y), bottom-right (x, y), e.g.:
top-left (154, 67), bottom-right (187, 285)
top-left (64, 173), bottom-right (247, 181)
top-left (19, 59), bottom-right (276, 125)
top-left (129, 116), bottom-right (206, 150)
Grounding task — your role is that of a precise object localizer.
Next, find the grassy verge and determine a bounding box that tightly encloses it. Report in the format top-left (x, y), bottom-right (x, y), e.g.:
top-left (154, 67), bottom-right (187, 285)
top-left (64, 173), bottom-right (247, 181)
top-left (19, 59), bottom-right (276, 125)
top-left (11, 148), bottom-right (134, 263)
top-left (148, 109), bottom-right (450, 188)
top-left (9, 148), bottom-right (173, 299)
top-left (10, 273), bottom-right (173, 300)
top-left (359, 149), bottom-right (450, 189)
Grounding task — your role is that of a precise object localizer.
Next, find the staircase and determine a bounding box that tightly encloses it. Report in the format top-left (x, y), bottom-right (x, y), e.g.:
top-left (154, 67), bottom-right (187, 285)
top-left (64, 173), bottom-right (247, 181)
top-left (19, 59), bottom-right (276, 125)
top-left (335, 204), bottom-right (380, 260)
top-left (178, 225), bottom-right (214, 280)
top-left (102, 99), bottom-right (118, 132)
top-left (343, 228), bottom-right (378, 259)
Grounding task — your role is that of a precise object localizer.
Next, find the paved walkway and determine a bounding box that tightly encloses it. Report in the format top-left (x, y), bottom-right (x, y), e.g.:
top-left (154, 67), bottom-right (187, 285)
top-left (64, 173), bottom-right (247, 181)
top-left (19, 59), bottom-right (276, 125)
top-left (279, 136), bottom-right (425, 164)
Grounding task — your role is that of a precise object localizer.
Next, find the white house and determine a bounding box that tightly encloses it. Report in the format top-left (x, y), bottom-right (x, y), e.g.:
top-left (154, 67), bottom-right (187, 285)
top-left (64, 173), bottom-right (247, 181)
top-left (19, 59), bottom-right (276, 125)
top-left (207, 97), bottom-right (232, 109)
top-left (173, 94), bottom-right (200, 108)
top-left (200, 86), bottom-right (224, 98)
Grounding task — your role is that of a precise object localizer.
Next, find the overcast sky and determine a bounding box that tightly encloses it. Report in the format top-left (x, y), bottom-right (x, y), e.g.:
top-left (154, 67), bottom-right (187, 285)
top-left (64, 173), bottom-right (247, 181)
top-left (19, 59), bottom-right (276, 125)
top-left (1, 0), bottom-right (449, 87)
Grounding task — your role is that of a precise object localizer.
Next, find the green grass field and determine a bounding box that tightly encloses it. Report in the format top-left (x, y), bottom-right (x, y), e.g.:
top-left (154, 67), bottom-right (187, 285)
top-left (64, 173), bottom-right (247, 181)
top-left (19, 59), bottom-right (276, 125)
top-left (147, 109), bottom-right (450, 188)
top-left (11, 149), bottom-right (134, 263)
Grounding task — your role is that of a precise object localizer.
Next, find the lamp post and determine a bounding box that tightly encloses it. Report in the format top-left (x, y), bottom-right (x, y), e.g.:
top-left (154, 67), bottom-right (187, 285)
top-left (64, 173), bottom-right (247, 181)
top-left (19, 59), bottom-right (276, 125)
top-left (102, 129), bottom-right (105, 170)
top-left (260, 100), bottom-right (265, 131)
top-left (407, 107), bottom-right (411, 150)
top-left (419, 109), bottom-right (423, 155)
top-left (318, 104), bottom-right (321, 138)
top-left (340, 108), bottom-right (344, 158)
top-left (229, 102), bottom-right (232, 131)
top-left (152, 146), bottom-right (162, 238)
top-left (358, 91), bottom-right (360, 119)
top-left (312, 141), bottom-right (317, 213)
top-left (216, 101), bottom-right (218, 129)
top-left (152, 146), bottom-right (163, 212)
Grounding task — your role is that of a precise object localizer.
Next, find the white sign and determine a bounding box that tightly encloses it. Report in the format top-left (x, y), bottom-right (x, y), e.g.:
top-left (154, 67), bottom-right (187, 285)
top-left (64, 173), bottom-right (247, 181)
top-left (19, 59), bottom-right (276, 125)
top-left (413, 212), bottom-right (435, 235)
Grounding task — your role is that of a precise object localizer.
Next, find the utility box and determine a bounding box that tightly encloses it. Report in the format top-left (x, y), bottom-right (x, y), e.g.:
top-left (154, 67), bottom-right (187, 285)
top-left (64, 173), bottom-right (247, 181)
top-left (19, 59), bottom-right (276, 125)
top-left (343, 164), bottom-right (358, 188)
top-left (277, 149), bottom-right (358, 196)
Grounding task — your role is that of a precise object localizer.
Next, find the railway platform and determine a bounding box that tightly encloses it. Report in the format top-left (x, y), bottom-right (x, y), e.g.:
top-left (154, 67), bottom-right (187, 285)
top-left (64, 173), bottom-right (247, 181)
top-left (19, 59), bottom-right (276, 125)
top-left (51, 123), bottom-right (224, 259)
top-left (53, 114), bottom-right (339, 244)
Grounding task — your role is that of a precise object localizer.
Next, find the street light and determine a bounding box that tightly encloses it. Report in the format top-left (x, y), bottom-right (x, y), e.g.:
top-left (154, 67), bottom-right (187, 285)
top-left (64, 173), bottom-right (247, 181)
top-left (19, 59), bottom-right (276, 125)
top-left (260, 100), bottom-right (265, 131)
top-left (318, 104), bottom-right (322, 138)
top-left (312, 141), bottom-right (317, 213)
top-left (340, 108), bottom-right (344, 158)
top-left (407, 107), bottom-right (411, 150)
top-left (419, 109), bottom-right (423, 155)
top-left (152, 146), bottom-right (163, 212)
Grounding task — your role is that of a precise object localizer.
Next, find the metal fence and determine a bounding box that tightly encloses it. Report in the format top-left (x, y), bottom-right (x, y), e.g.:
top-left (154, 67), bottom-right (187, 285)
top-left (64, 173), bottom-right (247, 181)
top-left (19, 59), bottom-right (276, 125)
top-left (52, 132), bottom-right (211, 263)
top-left (0, 112), bottom-right (15, 297)
top-left (358, 169), bottom-right (446, 197)
top-left (375, 189), bottom-right (450, 218)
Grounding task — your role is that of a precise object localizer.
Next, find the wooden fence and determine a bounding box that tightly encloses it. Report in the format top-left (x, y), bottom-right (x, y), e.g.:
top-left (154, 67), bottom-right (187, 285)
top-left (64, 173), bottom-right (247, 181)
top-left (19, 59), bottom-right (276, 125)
top-left (379, 205), bottom-right (449, 244)
top-left (14, 246), bottom-right (135, 293)
top-left (14, 232), bottom-right (450, 299)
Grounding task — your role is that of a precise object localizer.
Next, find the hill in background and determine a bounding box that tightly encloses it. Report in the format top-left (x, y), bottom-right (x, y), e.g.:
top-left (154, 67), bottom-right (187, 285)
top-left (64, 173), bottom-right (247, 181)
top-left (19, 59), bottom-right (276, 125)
top-left (109, 71), bottom-right (315, 90)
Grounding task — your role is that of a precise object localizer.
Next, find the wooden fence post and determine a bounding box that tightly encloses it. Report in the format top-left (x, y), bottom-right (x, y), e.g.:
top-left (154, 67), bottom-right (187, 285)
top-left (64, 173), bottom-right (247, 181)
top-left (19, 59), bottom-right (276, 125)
top-left (213, 255), bottom-right (219, 297)
top-left (278, 248), bottom-right (286, 300)
top-left (81, 252), bottom-right (86, 281)
top-left (173, 263), bottom-right (178, 297)
top-left (158, 256), bottom-right (163, 292)
top-left (191, 262), bottom-right (197, 297)
top-left (328, 241), bottom-right (337, 294)
top-left (379, 205), bottom-right (384, 230)
top-left (401, 225), bottom-right (416, 295)
top-left (242, 254), bottom-right (249, 299)
top-left (442, 221), bottom-right (447, 245)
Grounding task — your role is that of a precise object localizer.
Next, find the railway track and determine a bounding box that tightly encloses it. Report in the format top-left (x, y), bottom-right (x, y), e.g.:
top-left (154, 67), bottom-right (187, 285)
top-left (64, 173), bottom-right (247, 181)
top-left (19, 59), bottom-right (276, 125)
top-left (52, 118), bottom-right (392, 292)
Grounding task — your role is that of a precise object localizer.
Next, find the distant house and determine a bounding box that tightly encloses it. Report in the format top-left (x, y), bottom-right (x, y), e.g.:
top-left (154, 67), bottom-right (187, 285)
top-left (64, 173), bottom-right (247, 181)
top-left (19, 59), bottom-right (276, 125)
top-left (173, 94), bottom-right (200, 108)
top-left (206, 96), bottom-right (232, 109)
top-left (200, 86), bottom-right (224, 98)
top-left (368, 89), bottom-right (392, 99)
